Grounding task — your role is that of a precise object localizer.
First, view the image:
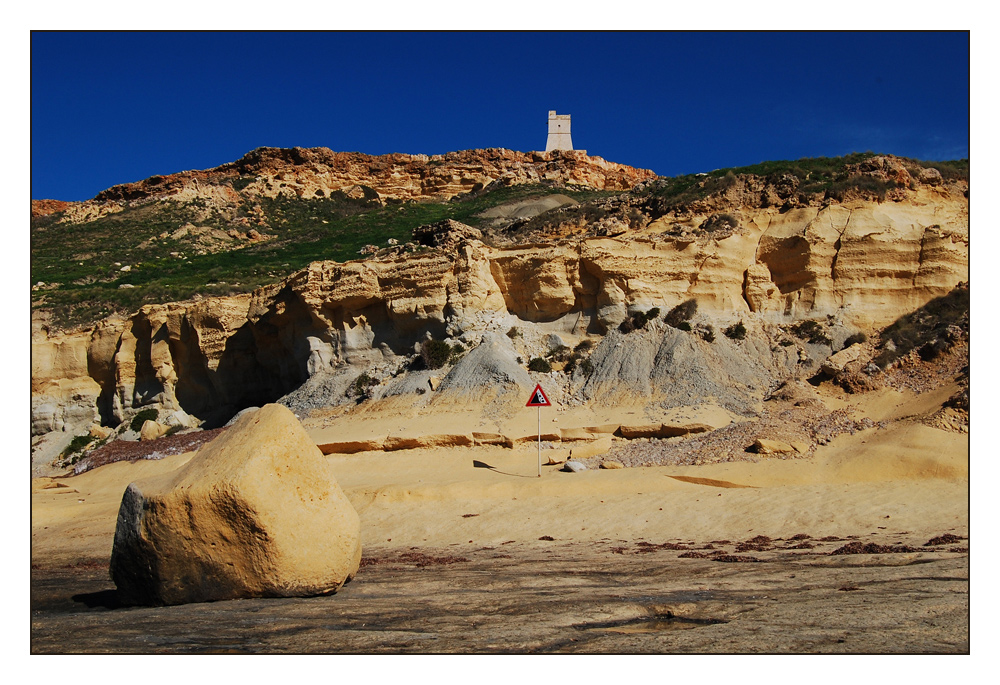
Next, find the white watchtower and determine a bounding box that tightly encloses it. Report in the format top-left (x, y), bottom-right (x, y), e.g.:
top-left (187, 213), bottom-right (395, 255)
top-left (545, 111), bottom-right (573, 152)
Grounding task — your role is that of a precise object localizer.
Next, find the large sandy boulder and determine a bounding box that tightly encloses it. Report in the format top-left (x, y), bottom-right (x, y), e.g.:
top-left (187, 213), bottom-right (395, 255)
top-left (110, 404), bottom-right (361, 606)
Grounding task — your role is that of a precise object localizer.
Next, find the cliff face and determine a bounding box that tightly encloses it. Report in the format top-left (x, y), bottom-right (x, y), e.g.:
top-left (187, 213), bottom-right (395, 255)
top-left (31, 184), bottom-right (968, 435)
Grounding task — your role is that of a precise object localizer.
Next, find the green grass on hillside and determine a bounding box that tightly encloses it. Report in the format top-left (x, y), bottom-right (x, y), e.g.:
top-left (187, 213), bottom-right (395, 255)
top-left (642, 152), bottom-right (969, 208)
top-left (31, 183), bottom-right (609, 329)
top-left (31, 154), bottom-right (967, 330)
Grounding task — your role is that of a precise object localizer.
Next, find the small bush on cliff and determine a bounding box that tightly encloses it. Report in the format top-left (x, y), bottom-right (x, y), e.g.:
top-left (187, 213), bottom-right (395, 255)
top-left (60, 434), bottom-right (96, 461)
top-left (564, 339), bottom-right (597, 376)
top-left (420, 339), bottom-right (452, 370)
top-left (620, 308), bottom-right (659, 333)
top-left (349, 373), bottom-right (378, 399)
top-left (791, 320), bottom-right (832, 346)
top-left (825, 176), bottom-right (902, 203)
top-left (129, 408), bottom-right (159, 432)
top-left (724, 322), bottom-right (747, 341)
top-left (528, 357), bottom-right (552, 373)
top-left (665, 299), bottom-right (698, 328)
top-left (546, 345), bottom-right (572, 362)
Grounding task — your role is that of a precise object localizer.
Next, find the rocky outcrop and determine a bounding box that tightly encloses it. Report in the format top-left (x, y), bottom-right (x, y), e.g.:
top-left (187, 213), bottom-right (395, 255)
top-left (68, 148), bottom-right (656, 217)
top-left (31, 185), bottom-right (968, 438)
top-left (31, 199), bottom-right (74, 218)
top-left (31, 327), bottom-right (102, 435)
top-left (29, 142), bottom-right (970, 491)
top-left (109, 404), bottom-right (361, 606)
top-left (413, 219), bottom-right (483, 250)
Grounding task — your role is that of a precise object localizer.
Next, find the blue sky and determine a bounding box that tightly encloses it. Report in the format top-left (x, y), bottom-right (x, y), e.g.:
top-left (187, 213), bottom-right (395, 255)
top-left (31, 31), bottom-right (969, 201)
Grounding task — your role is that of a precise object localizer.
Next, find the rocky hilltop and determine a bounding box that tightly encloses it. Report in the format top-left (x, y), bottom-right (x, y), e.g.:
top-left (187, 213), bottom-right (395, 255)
top-left (33, 147), bottom-right (656, 220)
top-left (31, 149), bottom-right (969, 475)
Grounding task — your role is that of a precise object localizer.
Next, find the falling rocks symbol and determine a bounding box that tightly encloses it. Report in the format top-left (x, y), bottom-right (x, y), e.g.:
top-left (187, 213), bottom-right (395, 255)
top-left (526, 384), bottom-right (551, 407)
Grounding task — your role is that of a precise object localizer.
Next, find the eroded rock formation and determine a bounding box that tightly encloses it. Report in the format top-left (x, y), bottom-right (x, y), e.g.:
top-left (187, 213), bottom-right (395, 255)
top-left (30, 147), bottom-right (968, 445)
top-left (31, 182), bottom-right (968, 438)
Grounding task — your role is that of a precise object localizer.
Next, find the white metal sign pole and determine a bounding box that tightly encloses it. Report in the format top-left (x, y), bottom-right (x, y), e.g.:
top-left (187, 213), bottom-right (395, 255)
top-left (527, 384), bottom-right (549, 477)
top-left (537, 405), bottom-right (542, 478)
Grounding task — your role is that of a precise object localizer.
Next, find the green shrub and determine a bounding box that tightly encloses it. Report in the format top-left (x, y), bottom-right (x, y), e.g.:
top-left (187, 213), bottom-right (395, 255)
top-left (724, 322), bottom-right (747, 340)
top-left (635, 310), bottom-right (654, 328)
top-left (506, 326), bottom-right (521, 339)
top-left (664, 299), bottom-right (698, 328)
top-left (620, 308), bottom-right (659, 333)
top-left (547, 344), bottom-right (571, 362)
top-left (791, 320), bottom-right (832, 346)
top-left (574, 340), bottom-right (594, 354)
top-left (701, 325), bottom-right (715, 343)
top-left (826, 176), bottom-right (901, 203)
top-left (420, 339), bottom-right (452, 370)
top-left (528, 357), bottom-right (552, 373)
top-left (779, 339), bottom-right (794, 347)
top-left (129, 408), bottom-right (159, 432)
top-left (60, 434), bottom-right (96, 460)
top-left (351, 373), bottom-right (378, 398)
top-left (579, 359), bottom-right (594, 376)
top-left (791, 320), bottom-right (820, 337)
top-left (677, 321), bottom-right (692, 331)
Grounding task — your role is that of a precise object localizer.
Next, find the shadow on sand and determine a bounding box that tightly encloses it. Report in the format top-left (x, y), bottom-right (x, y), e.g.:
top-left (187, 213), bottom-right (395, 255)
top-left (72, 589), bottom-right (123, 610)
top-left (472, 460), bottom-right (534, 478)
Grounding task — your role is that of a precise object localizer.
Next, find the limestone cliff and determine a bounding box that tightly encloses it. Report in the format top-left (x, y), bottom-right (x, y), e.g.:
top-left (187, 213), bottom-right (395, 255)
top-left (31, 183), bottom-right (968, 436)
top-left (31, 149), bottom-right (969, 455)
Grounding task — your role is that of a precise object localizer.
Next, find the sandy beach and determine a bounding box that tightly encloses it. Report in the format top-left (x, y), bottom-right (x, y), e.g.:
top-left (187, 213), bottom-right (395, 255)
top-left (30, 381), bottom-right (969, 654)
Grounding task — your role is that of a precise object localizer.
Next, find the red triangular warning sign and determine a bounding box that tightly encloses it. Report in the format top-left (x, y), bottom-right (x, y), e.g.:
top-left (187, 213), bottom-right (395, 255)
top-left (526, 383), bottom-right (552, 407)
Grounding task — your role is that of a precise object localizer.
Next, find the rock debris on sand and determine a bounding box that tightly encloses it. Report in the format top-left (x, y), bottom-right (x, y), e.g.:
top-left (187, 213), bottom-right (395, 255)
top-left (75, 428), bottom-right (226, 474)
top-left (584, 404), bottom-right (881, 470)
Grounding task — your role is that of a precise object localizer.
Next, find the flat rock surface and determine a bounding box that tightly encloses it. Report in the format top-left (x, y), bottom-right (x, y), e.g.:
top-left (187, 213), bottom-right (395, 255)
top-left (31, 538), bottom-right (968, 654)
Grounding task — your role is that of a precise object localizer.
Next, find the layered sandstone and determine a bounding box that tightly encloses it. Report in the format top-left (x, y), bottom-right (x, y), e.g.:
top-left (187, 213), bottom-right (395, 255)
top-left (30, 183), bottom-right (967, 438)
